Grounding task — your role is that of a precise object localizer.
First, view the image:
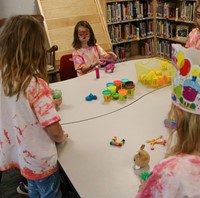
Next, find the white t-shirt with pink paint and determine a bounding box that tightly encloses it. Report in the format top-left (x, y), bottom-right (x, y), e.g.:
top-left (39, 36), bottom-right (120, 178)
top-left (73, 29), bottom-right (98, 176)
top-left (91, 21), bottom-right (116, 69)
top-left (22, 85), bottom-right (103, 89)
top-left (0, 77), bottom-right (60, 180)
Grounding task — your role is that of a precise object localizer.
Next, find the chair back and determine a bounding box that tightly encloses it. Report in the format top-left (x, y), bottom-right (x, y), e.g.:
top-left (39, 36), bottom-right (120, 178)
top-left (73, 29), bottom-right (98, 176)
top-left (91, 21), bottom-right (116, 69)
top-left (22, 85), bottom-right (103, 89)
top-left (47, 45), bottom-right (58, 70)
top-left (60, 54), bottom-right (77, 80)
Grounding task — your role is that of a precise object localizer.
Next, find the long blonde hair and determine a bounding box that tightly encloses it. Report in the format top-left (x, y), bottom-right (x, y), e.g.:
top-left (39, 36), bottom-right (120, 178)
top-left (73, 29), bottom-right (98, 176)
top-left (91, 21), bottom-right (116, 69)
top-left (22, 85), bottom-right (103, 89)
top-left (0, 15), bottom-right (48, 100)
top-left (166, 104), bottom-right (200, 157)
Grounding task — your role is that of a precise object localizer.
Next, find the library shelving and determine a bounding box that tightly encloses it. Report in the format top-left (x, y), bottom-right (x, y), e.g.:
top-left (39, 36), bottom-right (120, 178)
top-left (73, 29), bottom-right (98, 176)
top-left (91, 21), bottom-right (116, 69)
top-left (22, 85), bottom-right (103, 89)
top-left (156, 0), bottom-right (197, 60)
top-left (105, 0), bottom-right (156, 62)
top-left (102, 0), bottom-right (198, 62)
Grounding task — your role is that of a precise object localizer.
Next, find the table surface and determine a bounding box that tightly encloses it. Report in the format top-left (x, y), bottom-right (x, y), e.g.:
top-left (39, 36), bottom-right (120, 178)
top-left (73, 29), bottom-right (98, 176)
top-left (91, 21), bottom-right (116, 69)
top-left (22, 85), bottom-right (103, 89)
top-left (50, 58), bottom-right (172, 198)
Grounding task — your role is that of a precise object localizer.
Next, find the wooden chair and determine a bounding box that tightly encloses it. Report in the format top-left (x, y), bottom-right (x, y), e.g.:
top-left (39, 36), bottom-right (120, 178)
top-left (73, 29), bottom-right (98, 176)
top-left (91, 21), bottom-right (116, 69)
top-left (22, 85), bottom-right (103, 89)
top-left (47, 45), bottom-right (60, 82)
top-left (59, 54), bottom-right (77, 81)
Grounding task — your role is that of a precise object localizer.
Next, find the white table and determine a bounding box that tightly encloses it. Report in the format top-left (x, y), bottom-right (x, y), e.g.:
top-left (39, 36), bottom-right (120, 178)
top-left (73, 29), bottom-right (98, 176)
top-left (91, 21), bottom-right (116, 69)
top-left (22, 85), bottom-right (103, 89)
top-left (50, 58), bottom-right (172, 198)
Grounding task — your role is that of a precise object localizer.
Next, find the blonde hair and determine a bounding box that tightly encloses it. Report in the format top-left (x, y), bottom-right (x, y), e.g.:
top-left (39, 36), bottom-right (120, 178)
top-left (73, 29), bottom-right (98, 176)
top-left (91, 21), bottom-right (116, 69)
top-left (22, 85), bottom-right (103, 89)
top-left (0, 15), bottom-right (48, 100)
top-left (166, 104), bottom-right (200, 157)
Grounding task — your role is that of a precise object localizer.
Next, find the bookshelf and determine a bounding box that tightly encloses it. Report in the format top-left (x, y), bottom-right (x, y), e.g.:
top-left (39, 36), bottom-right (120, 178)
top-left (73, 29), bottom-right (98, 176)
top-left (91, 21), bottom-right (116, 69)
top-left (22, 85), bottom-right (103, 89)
top-left (156, 0), bottom-right (197, 60)
top-left (105, 0), bottom-right (156, 62)
top-left (102, 0), bottom-right (198, 62)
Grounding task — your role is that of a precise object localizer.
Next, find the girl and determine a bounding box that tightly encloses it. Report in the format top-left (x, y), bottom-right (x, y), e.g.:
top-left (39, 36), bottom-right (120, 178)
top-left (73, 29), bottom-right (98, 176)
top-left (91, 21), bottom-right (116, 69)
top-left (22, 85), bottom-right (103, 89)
top-left (0, 15), bottom-right (68, 198)
top-left (136, 46), bottom-right (200, 197)
top-left (72, 20), bottom-right (117, 76)
top-left (185, 4), bottom-right (200, 49)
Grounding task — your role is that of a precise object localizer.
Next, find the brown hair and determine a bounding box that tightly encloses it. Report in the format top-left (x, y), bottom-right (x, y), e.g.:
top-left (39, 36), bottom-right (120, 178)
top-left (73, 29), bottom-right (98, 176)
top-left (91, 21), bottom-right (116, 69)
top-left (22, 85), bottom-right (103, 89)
top-left (0, 15), bottom-right (48, 100)
top-left (72, 20), bottom-right (97, 49)
top-left (166, 104), bottom-right (200, 157)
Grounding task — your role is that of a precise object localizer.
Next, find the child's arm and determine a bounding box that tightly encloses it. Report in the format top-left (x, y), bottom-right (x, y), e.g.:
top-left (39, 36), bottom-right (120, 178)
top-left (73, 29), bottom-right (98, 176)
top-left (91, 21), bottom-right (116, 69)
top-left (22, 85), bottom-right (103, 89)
top-left (79, 60), bottom-right (106, 74)
top-left (45, 122), bottom-right (68, 143)
top-left (106, 51), bottom-right (118, 61)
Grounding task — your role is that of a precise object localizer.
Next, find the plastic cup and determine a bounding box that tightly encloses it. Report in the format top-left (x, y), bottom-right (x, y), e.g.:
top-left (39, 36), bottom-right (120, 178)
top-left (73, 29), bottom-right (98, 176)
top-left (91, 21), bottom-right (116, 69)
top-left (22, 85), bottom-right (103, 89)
top-left (102, 90), bottom-right (112, 102)
top-left (118, 89), bottom-right (128, 101)
top-left (107, 85), bottom-right (116, 94)
top-left (125, 81), bottom-right (135, 96)
top-left (114, 80), bottom-right (122, 91)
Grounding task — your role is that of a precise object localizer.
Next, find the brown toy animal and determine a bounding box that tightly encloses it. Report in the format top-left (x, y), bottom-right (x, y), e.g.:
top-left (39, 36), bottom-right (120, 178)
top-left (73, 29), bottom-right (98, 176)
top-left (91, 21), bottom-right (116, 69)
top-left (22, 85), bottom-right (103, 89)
top-left (133, 144), bottom-right (150, 169)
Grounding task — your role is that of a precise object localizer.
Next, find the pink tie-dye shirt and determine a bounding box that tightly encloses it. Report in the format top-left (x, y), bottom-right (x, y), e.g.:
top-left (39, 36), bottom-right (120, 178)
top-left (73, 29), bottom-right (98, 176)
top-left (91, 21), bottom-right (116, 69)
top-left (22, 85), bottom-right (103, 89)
top-left (185, 28), bottom-right (200, 50)
top-left (72, 44), bottom-right (107, 76)
top-left (0, 77), bottom-right (61, 180)
top-left (136, 154), bottom-right (200, 198)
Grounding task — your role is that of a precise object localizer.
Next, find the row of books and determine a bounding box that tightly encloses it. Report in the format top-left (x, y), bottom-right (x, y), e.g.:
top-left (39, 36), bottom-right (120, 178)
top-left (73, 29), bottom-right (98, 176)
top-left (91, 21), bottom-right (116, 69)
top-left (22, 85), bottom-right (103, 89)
top-left (113, 39), bottom-right (154, 61)
top-left (107, 1), bottom-right (153, 23)
top-left (113, 43), bottom-right (131, 61)
top-left (156, 40), bottom-right (172, 59)
top-left (156, 20), bottom-right (189, 38)
top-left (140, 39), bottom-right (154, 56)
top-left (108, 21), bottom-right (153, 43)
top-left (180, 1), bottom-right (196, 21)
top-left (157, 1), bottom-right (196, 21)
top-left (157, 2), bottom-right (176, 18)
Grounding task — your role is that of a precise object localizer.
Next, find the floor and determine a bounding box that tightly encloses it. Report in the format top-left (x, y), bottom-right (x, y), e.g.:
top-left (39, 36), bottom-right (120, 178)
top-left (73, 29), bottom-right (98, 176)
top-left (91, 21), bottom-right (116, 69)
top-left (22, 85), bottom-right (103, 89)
top-left (0, 167), bottom-right (80, 198)
top-left (0, 168), bottom-right (28, 198)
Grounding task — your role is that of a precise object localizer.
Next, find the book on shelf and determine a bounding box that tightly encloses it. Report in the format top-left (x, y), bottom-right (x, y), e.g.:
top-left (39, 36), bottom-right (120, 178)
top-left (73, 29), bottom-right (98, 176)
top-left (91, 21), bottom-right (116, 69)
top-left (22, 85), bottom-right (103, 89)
top-left (140, 39), bottom-right (154, 56)
top-left (156, 40), bottom-right (172, 59)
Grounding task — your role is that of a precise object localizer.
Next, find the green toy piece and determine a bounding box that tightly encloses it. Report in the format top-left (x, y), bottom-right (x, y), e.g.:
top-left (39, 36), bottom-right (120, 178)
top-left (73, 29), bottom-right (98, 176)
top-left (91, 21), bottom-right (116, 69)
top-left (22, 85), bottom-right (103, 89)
top-left (140, 171), bottom-right (151, 181)
top-left (53, 90), bottom-right (62, 99)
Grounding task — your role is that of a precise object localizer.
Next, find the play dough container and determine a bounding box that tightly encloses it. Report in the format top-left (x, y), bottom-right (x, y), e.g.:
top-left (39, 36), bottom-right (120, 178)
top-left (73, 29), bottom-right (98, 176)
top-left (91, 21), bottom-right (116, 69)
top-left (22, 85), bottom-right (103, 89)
top-left (125, 81), bottom-right (135, 96)
top-left (107, 85), bottom-right (116, 94)
top-left (102, 90), bottom-right (112, 102)
top-left (112, 93), bottom-right (119, 100)
top-left (106, 82), bottom-right (114, 87)
top-left (121, 78), bottom-right (129, 88)
top-left (114, 80), bottom-right (122, 91)
top-left (118, 89), bottom-right (128, 101)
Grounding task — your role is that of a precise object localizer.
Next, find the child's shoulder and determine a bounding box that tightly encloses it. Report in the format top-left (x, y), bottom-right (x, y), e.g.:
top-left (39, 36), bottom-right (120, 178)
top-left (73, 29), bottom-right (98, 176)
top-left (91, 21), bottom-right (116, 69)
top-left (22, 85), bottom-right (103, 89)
top-left (26, 77), bottom-right (49, 96)
top-left (190, 28), bottom-right (200, 35)
top-left (155, 154), bottom-right (200, 172)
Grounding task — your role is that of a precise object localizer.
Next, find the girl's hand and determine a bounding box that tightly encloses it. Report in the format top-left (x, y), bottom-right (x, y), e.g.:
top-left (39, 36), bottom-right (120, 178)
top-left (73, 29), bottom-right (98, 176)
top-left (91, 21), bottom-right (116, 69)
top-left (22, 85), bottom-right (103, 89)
top-left (54, 97), bottom-right (62, 107)
top-left (108, 51), bottom-right (118, 61)
top-left (98, 59), bottom-right (106, 66)
top-left (61, 132), bottom-right (69, 143)
top-left (138, 180), bottom-right (147, 193)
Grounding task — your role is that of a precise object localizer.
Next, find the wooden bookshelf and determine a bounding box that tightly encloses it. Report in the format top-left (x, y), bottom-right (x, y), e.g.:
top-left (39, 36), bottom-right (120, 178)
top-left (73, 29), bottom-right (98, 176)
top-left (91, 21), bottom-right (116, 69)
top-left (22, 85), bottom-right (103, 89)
top-left (101, 0), bottom-right (198, 62)
top-left (156, 0), bottom-right (197, 59)
top-left (105, 0), bottom-right (156, 62)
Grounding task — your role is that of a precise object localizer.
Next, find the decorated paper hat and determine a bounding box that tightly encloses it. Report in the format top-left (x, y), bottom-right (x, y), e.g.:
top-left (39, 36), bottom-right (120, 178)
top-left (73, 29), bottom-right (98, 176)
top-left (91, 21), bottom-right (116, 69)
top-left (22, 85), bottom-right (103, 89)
top-left (171, 44), bottom-right (200, 115)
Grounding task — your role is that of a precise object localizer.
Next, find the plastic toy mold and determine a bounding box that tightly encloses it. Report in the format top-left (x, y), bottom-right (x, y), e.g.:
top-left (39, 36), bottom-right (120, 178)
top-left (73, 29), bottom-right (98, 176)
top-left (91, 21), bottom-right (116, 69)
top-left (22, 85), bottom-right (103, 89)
top-left (85, 93), bottom-right (97, 101)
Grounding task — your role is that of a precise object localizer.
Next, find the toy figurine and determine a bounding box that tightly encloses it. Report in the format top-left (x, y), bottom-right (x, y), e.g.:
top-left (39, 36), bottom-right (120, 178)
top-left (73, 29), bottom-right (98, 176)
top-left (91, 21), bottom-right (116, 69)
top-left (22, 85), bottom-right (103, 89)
top-left (105, 63), bottom-right (115, 73)
top-left (134, 144), bottom-right (150, 169)
top-left (146, 135), bottom-right (166, 150)
top-left (100, 58), bottom-right (115, 73)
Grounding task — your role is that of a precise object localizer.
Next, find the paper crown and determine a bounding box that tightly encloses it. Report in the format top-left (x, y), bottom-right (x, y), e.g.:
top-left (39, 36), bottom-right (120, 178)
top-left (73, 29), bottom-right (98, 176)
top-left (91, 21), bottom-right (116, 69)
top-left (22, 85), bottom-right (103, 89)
top-left (171, 44), bottom-right (200, 115)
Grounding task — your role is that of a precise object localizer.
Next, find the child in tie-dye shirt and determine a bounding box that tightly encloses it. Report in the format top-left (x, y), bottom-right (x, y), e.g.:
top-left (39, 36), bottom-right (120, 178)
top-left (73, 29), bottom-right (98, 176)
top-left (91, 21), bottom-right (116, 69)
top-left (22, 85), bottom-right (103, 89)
top-left (72, 20), bottom-right (117, 76)
top-left (185, 5), bottom-right (200, 49)
top-left (0, 15), bottom-right (68, 198)
top-left (136, 93), bottom-right (200, 196)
